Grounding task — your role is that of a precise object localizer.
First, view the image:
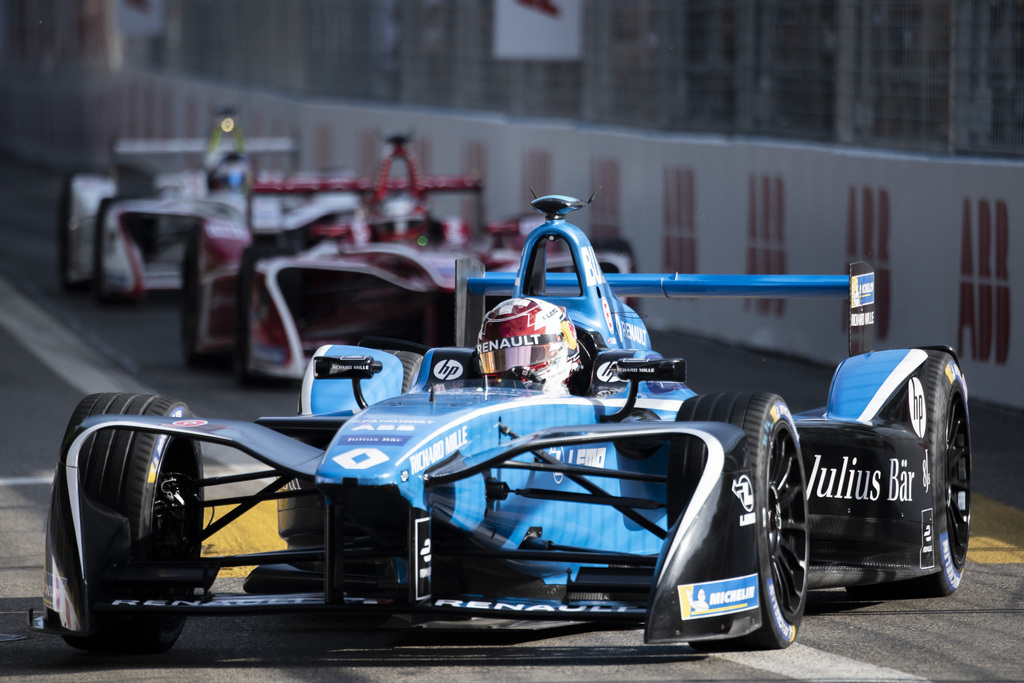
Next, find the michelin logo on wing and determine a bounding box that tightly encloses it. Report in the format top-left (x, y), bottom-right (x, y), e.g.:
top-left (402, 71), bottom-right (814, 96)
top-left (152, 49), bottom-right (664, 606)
top-left (678, 574), bottom-right (759, 620)
top-left (850, 272), bottom-right (875, 308)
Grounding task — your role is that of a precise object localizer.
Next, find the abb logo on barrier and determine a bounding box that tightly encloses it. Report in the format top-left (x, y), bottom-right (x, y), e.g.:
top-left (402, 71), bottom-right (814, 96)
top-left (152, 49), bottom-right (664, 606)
top-left (846, 186), bottom-right (891, 341)
top-left (522, 149), bottom-right (551, 207)
top-left (746, 175), bottom-right (786, 316)
top-left (959, 199), bottom-right (1010, 365)
top-left (662, 166), bottom-right (697, 273)
top-left (589, 158), bottom-right (621, 241)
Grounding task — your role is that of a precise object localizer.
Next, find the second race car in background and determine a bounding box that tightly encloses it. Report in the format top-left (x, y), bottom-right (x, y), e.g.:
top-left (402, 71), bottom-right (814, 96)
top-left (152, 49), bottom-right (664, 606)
top-left (191, 134), bottom-right (634, 381)
top-left (56, 108), bottom-right (298, 299)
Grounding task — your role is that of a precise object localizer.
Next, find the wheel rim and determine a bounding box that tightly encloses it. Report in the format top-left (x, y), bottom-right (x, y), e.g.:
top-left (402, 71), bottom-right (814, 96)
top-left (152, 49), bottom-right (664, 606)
top-left (767, 428), bottom-right (808, 620)
top-left (152, 471), bottom-right (201, 566)
top-left (944, 398), bottom-right (971, 568)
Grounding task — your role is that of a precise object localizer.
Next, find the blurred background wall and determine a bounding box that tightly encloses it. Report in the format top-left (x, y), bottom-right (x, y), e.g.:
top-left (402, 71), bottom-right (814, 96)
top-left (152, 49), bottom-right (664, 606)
top-left (0, 0), bottom-right (1019, 408)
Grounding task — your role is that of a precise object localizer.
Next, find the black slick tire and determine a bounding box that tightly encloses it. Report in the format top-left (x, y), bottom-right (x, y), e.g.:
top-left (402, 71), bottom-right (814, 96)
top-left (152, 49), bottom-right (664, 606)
top-left (61, 393), bottom-right (203, 654)
top-left (677, 392), bottom-right (809, 649)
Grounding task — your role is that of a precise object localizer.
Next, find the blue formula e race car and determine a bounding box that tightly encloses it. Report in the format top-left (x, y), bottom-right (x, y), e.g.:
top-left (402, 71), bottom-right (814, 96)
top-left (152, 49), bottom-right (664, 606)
top-left (32, 195), bottom-right (971, 654)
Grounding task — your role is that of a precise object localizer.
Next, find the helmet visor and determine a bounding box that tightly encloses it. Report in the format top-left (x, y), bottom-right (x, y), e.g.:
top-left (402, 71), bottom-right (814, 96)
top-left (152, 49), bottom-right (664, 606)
top-left (477, 334), bottom-right (563, 376)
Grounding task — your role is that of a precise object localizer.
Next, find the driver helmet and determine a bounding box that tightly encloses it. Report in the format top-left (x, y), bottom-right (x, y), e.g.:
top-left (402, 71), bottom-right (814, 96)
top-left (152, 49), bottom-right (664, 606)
top-left (207, 152), bottom-right (250, 193)
top-left (372, 193), bottom-right (429, 242)
top-left (476, 297), bottom-right (581, 392)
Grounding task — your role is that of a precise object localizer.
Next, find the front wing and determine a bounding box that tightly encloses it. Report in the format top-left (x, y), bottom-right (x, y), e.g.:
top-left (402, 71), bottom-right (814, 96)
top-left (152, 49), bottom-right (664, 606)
top-left (35, 414), bottom-right (768, 646)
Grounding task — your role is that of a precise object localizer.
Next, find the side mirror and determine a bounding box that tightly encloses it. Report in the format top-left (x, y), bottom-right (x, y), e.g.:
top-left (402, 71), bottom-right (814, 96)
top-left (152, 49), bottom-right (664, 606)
top-left (612, 358), bottom-right (687, 383)
top-left (313, 355), bottom-right (383, 409)
top-left (601, 358), bottom-right (687, 423)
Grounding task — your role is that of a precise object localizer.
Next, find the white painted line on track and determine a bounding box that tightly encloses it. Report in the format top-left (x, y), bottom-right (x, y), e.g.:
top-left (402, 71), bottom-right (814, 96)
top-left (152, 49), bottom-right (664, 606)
top-left (0, 273), bottom-right (156, 396)
top-left (715, 642), bottom-right (927, 681)
top-left (0, 476), bottom-right (53, 486)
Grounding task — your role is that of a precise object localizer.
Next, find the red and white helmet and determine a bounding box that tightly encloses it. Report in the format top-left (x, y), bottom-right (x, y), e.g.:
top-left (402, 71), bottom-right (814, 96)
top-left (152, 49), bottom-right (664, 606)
top-left (476, 298), bottom-right (581, 391)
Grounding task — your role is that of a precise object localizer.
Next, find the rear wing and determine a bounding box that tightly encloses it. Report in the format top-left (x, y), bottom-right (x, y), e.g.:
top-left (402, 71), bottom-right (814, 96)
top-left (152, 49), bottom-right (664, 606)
top-left (111, 137), bottom-right (297, 157)
top-left (249, 175), bottom-right (482, 196)
top-left (455, 259), bottom-right (875, 357)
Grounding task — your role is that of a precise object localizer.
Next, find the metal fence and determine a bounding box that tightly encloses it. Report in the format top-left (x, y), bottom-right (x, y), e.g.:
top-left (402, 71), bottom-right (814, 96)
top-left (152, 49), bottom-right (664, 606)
top-left (5, 0), bottom-right (1024, 157)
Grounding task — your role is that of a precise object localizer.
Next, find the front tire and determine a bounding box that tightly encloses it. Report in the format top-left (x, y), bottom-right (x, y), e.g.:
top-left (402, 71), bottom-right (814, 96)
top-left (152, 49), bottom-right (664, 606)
top-left (61, 393), bottom-right (202, 654)
top-left (677, 392), bottom-right (808, 649)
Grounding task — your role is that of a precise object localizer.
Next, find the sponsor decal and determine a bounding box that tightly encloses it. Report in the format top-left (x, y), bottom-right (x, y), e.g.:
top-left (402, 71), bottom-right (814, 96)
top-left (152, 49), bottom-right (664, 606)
top-left (850, 272), bottom-right (875, 308)
top-left (769, 402), bottom-right (797, 440)
top-left (850, 309), bottom-right (875, 328)
top-left (732, 475), bottom-right (754, 512)
top-left (770, 402), bottom-right (792, 425)
top-left (920, 508), bottom-right (935, 569)
top-left (45, 561), bottom-right (80, 630)
top-left (677, 574), bottom-right (758, 620)
top-left (433, 599), bottom-right (644, 614)
top-left (336, 434), bottom-right (411, 446)
top-left (414, 516), bottom-right (431, 601)
top-left (944, 361), bottom-right (967, 395)
top-left (908, 377), bottom-right (926, 439)
top-left (355, 418), bottom-right (435, 426)
top-left (922, 448), bottom-right (931, 493)
top-left (940, 531), bottom-right (962, 591)
top-left (595, 362), bottom-right (626, 384)
top-left (432, 359), bottom-right (465, 381)
top-left (806, 454), bottom-right (916, 503)
top-left (616, 318), bottom-right (649, 347)
top-left (477, 334), bottom-right (544, 354)
top-left (409, 426), bottom-right (469, 474)
top-left (845, 186), bottom-right (891, 339)
top-left (739, 512), bottom-right (756, 527)
top-left (580, 246), bottom-right (605, 287)
top-left (888, 458), bottom-right (916, 502)
top-left (111, 596), bottom-right (328, 607)
top-left (168, 419), bottom-right (207, 427)
top-left (548, 446), bottom-right (565, 484)
top-left (569, 447), bottom-right (606, 468)
top-left (332, 447), bottom-right (390, 470)
top-left (351, 423), bottom-right (416, 432)
top-left (766, 577), bottom-right (796, 642)
top-left (601, 299), bottom-right (615, 334)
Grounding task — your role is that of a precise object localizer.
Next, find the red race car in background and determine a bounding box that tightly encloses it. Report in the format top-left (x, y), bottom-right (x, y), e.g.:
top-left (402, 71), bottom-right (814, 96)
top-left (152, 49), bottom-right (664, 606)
top-left (182, 133), bottom-right (634, 381)
top-left (57, 108), bottom-right (300, 300)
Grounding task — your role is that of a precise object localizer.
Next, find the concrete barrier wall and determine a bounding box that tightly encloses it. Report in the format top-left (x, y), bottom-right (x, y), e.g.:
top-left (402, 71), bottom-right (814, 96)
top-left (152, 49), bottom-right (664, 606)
top-left (2, 69), bottom-right (1019, 409)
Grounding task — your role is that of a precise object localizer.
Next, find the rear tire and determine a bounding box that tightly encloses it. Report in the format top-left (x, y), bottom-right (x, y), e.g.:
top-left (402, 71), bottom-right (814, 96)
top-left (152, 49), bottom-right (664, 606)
top-left (677, 392), bottom-right (808, 649)
top-left (61, 393), bottom-right (202, 654)
top-left (894, 349), bottom-right (971, 598)
top-left (387, 350), bottom-right (423, 392)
